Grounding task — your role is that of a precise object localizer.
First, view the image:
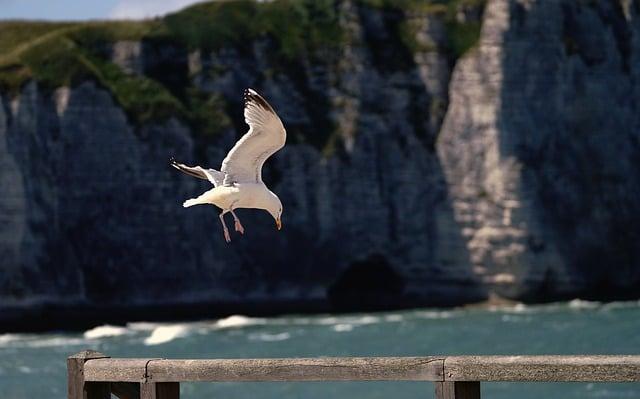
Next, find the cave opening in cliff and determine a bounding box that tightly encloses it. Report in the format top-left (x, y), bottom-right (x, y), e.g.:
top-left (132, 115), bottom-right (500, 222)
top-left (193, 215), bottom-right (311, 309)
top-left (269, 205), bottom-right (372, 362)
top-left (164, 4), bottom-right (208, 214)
top-left (327, 254), bottom-right (406, 312)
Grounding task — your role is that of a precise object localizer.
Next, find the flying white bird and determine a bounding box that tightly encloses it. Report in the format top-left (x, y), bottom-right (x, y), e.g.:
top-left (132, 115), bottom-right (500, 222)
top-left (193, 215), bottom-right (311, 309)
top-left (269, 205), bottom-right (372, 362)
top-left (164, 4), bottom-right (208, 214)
top-left (171, 88), bottom-right (285, 243)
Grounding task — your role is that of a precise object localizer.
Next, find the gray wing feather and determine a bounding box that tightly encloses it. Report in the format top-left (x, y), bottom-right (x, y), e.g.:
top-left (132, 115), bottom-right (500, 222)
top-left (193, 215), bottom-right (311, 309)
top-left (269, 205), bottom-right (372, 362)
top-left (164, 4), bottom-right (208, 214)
top-left (170, 158), bottom-right (225, 187)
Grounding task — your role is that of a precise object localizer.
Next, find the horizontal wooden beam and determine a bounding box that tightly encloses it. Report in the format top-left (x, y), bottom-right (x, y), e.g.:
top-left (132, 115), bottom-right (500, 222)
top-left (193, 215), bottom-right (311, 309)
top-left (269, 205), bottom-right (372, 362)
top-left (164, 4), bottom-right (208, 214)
top-left (80, 355), bottom-right (640, 384)
top-left (84, 359), bottom-right (154, 382)
top-left (444, 356), bottom-right (640, 382)
top-left (148, 357), bottom-right (445, 382)
top-left (84, 357), bottom-right (444, 382)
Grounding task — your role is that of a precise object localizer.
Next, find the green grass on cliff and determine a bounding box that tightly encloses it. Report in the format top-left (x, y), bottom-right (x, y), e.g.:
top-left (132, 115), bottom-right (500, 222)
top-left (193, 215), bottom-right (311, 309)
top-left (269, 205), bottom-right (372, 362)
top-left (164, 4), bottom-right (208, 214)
top-left (0, 19), bottom-right (228, 133)
top-left (0, 1), bottom-right (343, 135)
top-left (163, 0), bottom-right (343, 58)
top-left (360, 0), bottom-right (486, 58)
top-left (443, 0), bottom-right (486, 58)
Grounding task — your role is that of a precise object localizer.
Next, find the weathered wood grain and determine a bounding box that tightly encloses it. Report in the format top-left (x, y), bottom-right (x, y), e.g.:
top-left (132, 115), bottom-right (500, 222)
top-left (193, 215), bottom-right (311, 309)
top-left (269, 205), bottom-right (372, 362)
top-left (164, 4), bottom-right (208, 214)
top-left (140, 382), bottom-right (156, 399)
top-left (79, 355), bottom-right (640, 386)
top-left (146, 357), bottom-right (445, 382)
top-left (67, 350), bottom-right (109, 399)
top-left (444, 356), bottom-right (640, 382)
top-left (435, 382), bottom-right (481, 399)
top-left (84, 358), bottom-right (153, 382)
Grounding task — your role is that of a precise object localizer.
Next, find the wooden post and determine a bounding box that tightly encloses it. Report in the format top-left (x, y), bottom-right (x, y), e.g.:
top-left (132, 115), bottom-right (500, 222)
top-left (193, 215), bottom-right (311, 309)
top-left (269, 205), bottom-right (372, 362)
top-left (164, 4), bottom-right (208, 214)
top-left (435, 382), bottom-right (481, 399)
top-left (140, 382), bottom-right (156, 399)
top-left (68, 350), bottom-right (110, 399)
top-left (141, 382), bottom-right (180, 399)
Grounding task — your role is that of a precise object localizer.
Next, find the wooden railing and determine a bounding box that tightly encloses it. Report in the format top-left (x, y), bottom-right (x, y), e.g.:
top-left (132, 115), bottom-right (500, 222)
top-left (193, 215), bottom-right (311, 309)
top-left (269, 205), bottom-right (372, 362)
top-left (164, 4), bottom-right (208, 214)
top-left (68, 351), bottom-right (640, 399)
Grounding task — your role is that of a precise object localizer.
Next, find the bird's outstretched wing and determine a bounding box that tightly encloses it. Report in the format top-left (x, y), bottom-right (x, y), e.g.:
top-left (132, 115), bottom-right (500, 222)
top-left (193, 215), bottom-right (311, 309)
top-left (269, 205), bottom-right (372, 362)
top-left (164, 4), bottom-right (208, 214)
top-left (221, 88), bottom-right (286, 185)
top-left (170, 158), bottom-right (225, 187)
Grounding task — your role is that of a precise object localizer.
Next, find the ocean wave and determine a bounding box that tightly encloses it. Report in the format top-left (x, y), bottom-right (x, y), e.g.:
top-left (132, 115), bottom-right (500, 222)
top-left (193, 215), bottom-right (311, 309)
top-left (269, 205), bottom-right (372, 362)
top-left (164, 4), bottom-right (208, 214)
top-left (0, 333), bottom-right (91, 349)
top-left (144, 325), bottom-right (190, 346)
top-left (213, 315), bottom-right (267, 329)
top-left (20, 337), bottom-right (89, 349)
top-left (568, 299), bottom-right (601, 310)
top-left (600, 299), bottom-right (640, 311)
top-left (84, 325), bottom-right (129, 339)
top-left (332, 324), bottom-right (354, 332)
top-left (483, 298), bottom-right (640, 315)
top-left (413, 310), bottom-right (458, 319)
top-left (248, 332), bottom-right (291, 342)
top-left (316, 315), bottom-right (382, 326)
top-left (383, 314), bottom-right (404, 322)
top-left (127, 322), bottom-right (163, 332)
top-left (0, 334), bottom-right (23, 346)
top-left (501, 314), bottom-right (532, 323)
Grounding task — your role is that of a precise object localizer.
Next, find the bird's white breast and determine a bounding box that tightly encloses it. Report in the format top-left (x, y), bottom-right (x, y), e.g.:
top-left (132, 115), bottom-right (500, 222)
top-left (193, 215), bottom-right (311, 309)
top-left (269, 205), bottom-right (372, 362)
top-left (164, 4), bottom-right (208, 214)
top-left (198, 182), bottom-right (271, 211)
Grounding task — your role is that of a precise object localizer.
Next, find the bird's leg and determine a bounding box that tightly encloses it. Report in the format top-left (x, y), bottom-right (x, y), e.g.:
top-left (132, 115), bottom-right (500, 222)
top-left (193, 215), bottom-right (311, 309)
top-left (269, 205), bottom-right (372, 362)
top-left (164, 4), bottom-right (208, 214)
top-left (219, 211), bottom-right (231, 243)
top-left (230, 208), bottom-right (245, 235)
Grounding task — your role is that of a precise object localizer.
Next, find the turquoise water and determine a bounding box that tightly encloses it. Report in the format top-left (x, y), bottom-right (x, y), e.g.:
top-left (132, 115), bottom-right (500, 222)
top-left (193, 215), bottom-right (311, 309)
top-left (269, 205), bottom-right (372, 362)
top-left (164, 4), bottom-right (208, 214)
top-left (1, 300), bottom-right (639, 399)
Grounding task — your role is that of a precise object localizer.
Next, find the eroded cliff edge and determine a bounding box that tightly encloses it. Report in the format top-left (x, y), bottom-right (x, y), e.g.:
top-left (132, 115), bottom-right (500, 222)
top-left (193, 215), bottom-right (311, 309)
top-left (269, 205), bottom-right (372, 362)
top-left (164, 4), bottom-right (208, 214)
top-left (1, 0), bottom-right (639, 330)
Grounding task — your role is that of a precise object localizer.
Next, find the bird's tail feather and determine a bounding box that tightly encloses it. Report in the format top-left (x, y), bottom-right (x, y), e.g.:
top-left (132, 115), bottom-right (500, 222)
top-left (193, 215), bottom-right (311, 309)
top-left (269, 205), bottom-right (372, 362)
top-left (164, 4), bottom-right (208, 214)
top-left (183, 198), bottom-right (201, 208)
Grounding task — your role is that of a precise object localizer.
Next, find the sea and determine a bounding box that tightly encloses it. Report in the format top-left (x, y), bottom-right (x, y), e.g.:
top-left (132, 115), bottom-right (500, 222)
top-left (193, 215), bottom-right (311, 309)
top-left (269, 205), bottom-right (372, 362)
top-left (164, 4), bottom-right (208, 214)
top-left (1, 300), bottom-right (639, 399)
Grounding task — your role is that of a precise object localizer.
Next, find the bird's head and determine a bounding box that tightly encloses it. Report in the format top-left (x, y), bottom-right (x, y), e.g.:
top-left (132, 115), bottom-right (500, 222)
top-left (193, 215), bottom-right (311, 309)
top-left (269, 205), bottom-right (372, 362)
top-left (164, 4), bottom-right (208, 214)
top-left (266, 193), bottom-right (283, 231)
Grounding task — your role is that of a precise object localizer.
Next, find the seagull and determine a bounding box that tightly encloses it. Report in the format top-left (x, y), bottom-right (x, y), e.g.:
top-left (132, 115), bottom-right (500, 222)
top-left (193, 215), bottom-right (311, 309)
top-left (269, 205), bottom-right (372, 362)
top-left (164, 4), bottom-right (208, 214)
top-left (170, 88), bottom-right (285, 243)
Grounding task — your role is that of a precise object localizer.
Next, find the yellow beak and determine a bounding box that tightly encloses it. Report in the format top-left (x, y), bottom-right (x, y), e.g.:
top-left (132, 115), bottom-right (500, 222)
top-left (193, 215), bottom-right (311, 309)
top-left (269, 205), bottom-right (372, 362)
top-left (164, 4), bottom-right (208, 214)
top-left (276, 217), bottom-right (282, 230)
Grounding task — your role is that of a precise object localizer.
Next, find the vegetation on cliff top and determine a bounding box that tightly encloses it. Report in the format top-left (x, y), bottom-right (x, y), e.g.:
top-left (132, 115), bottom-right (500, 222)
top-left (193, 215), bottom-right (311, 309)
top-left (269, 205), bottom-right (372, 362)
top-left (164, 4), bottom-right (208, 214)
top-left (0, 0), bottom-right (484, 141)
top-left (359, 0), bottom-right (485, 57)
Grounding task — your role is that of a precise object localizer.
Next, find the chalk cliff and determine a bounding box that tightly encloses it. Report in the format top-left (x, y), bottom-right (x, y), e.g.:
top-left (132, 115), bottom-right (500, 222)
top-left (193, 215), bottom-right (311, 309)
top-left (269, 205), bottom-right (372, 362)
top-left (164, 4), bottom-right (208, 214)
top-left (1, 0), bottom-right (639, 330)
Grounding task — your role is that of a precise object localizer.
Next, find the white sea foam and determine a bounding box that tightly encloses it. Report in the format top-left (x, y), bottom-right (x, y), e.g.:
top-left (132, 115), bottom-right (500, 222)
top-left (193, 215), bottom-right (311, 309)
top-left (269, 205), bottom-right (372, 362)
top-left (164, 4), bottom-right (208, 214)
top-left (84, 325), bottom-right (129, 339)
top-left (248, 332), bottom-right (291, 342)
top-left (18, 366), bottom-right (33, 374)
top-left (501, 314), bottom-right (532, 323)
top-left (332, 324), bottom-right (354, 332)
top-left (352, 315), bottom-right (380, 324)
top-left (383, 314), bottom-right (404, 322)
top-left (568, 299), bottom-right (601, 310)
top-left (413, 310), bottom-right (456, 319)
top-left (315, 316), bottom-right (340, 325)
top-left (127, 322), bottom-right (163, 332)
top-left (512, 303), bottom-right (529, 312)
top-left (600, 299), bottom-right (640, 311)
top-left (485, 299), bottom-right (640, 315)
top-left (22, 337), bottom-right (89, 348)
top-left (318, 315), bottom-right (382, 326)
top-left (144, 325), bottom-right (190, 346)
top-left (214, 315), bottom-right (266, 329)
top-left (0, 334), bottom-right (23, 347)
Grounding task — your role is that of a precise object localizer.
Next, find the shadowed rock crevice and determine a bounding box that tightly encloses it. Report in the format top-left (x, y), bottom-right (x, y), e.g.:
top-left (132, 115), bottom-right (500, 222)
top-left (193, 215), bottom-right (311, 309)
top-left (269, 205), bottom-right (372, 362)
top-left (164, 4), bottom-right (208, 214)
top-left (327, 254), bottom-right (405, 311)
top-left (500, 0), bottom-right (640, 299)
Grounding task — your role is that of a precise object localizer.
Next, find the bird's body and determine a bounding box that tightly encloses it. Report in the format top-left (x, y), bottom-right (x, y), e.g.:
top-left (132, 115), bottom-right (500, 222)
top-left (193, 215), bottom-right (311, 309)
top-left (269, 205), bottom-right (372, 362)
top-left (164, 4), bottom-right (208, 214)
top-left (171, 88), bottom-right (285, 242)
top-left (183, 182), bottom-right (277, 211)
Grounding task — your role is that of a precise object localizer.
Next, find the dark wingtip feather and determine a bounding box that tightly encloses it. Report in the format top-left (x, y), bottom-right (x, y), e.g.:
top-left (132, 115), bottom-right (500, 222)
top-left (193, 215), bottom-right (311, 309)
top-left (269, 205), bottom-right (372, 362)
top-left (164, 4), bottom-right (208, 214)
top-left (243, 88), bottom-right (274, 113)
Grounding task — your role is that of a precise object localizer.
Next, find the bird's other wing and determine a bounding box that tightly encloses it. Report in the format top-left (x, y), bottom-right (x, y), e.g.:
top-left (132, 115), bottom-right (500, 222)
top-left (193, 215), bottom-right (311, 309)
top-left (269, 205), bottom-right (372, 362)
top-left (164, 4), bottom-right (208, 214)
top-left (170, 158), bottom-right (225, 187)
top-left (221, 88), bottom-right (286, 185)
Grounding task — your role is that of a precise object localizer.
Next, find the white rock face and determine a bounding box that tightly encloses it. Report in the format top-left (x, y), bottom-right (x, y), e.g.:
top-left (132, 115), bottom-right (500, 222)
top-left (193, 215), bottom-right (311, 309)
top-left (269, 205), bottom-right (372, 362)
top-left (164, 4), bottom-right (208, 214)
top-left (111, 41), bottom-right (143, 75)
top-left (440, 0), bottom-right (640, 299)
